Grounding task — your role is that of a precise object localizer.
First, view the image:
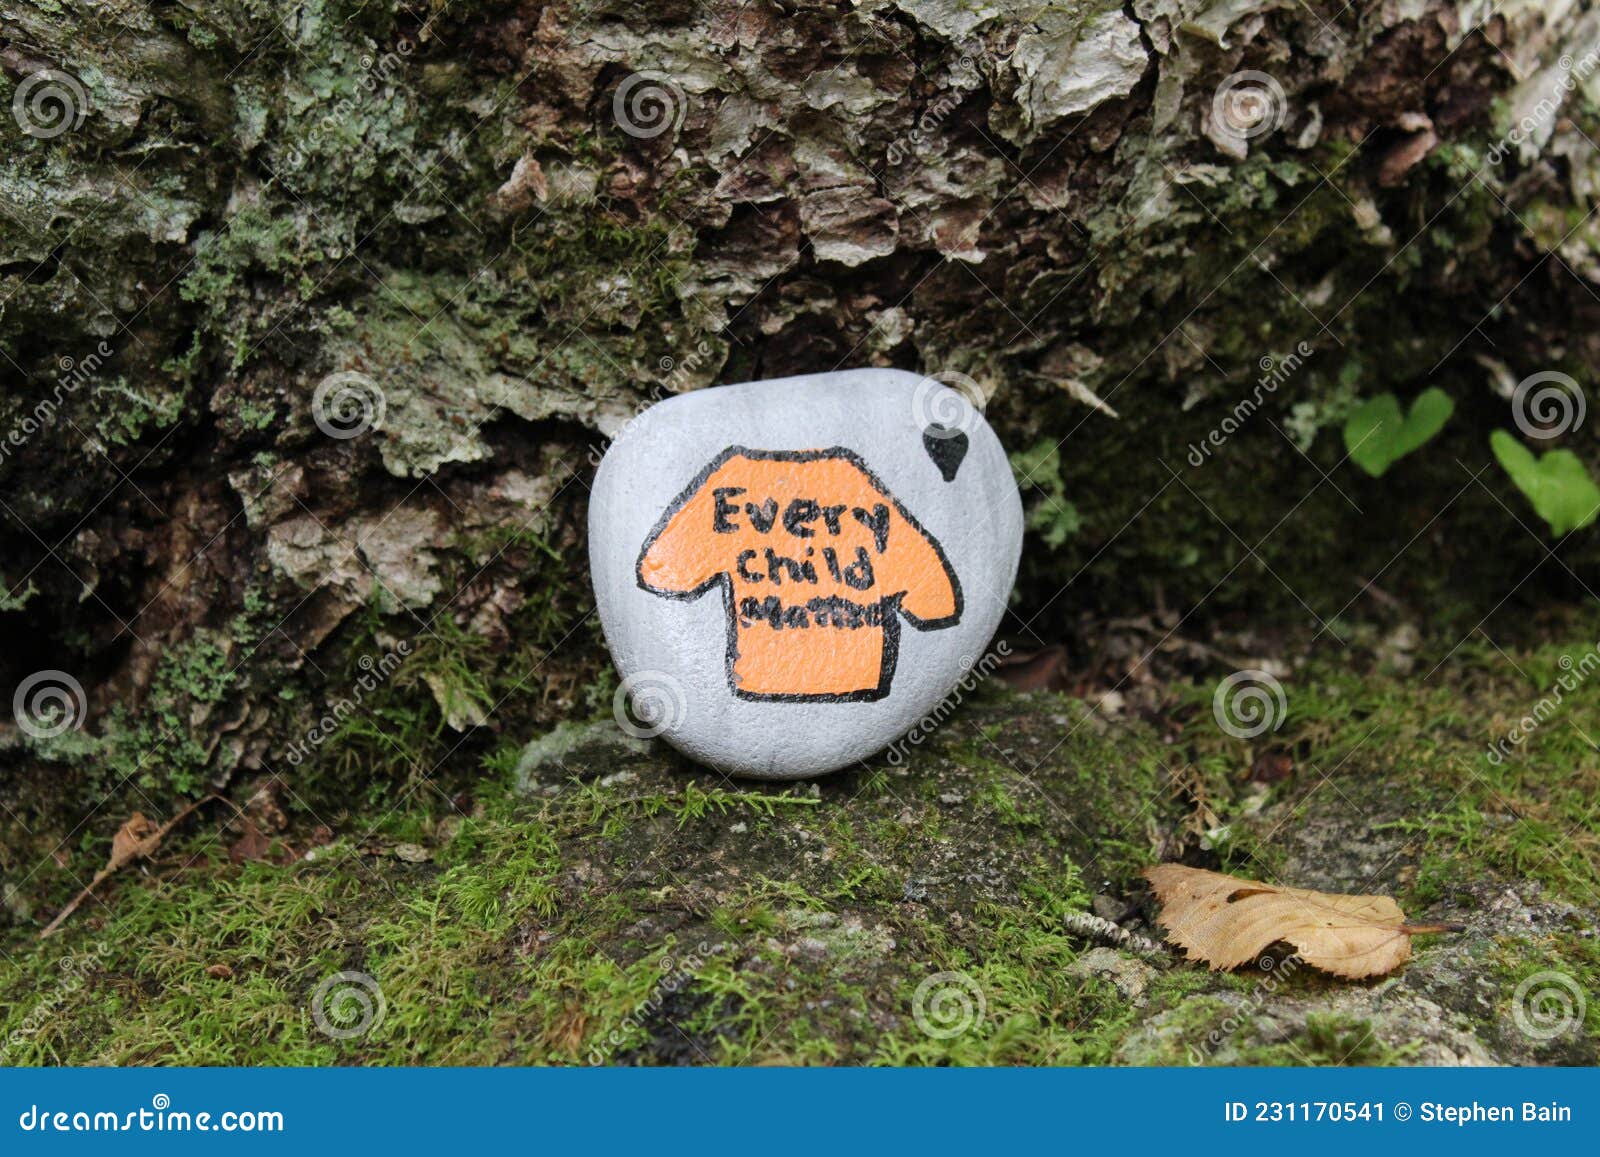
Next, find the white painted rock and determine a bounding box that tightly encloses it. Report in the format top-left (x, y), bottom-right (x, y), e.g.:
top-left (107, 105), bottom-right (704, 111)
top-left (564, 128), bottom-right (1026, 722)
top-left (589, 368), bottom-right (1023, 779)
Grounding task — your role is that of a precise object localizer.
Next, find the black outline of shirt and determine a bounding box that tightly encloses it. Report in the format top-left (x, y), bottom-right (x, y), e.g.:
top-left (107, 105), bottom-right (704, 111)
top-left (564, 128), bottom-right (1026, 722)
top-left (636, 446), bottom-right (964, 702)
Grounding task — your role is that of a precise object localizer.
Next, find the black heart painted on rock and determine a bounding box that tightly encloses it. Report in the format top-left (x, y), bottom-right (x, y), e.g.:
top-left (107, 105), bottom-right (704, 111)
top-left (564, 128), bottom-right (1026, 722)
top-left (922, 425), bottom-right (969, 482)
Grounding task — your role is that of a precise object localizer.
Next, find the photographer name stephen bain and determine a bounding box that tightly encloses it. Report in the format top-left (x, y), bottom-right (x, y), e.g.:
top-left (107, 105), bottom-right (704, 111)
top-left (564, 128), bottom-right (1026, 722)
top-left (1418, 1101), bottom-right (1572, 1124)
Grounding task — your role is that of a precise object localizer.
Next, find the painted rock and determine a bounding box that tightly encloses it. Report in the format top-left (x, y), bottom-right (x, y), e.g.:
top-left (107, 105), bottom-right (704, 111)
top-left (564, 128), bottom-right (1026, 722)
top-left (589, 368), bottom-right (1023, 779)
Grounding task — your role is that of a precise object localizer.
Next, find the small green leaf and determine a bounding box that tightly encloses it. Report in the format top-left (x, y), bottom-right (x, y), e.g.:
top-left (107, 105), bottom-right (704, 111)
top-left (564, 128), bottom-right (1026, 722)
top-left (1343, 388), bottom-right (1455, 477)
top-left (1490, 429), bottom-right (1600, 536)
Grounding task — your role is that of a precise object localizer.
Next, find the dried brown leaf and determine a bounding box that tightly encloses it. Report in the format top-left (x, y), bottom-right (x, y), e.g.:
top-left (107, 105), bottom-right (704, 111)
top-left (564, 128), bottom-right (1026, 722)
top-left (1143, 864), bottom-right (1458, 980)
top-left (108, 812), bottom-right (161, 869)
top-left (1247, 749), bottom-right (1295, 784)
top-left (228, 818), bottom-right (273, 864)
top-left (993, 643), bottom-right (1070, 692)
top-left (39, 796), bottom-right (227, 940)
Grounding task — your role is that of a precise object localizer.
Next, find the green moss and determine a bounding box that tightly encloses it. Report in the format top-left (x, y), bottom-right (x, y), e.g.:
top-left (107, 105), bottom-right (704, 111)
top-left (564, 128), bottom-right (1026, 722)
top-left (6, 601), bottom-right (1599, 1066)
top-left (1296, 1014), bottom-right (1417, 1065)
top-left (235, 399), bottom-right (277, 430)
top-left (0, 678), bottom-right (1175, 1064)
top-left (95, 628), bottom-right (251, 798)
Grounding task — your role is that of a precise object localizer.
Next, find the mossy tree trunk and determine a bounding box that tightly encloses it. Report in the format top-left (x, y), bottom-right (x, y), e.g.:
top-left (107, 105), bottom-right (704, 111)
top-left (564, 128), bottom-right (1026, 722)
top-left (1, 1), bottom-right (1597, 850)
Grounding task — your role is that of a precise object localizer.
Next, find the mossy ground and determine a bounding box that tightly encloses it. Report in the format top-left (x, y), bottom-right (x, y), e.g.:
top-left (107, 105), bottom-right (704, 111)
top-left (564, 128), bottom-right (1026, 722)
top-left (3, 626), bottom-right (1596, 1066)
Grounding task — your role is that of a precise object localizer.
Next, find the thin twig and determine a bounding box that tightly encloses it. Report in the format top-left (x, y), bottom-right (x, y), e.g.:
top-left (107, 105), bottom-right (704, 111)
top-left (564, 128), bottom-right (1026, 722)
top-left (38, 794), bottom-right (231, 940)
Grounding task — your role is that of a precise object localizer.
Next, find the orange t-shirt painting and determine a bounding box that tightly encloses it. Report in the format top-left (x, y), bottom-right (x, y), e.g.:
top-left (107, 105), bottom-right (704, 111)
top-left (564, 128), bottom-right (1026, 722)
top-left (637, 447), bottom-right (963, 701)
